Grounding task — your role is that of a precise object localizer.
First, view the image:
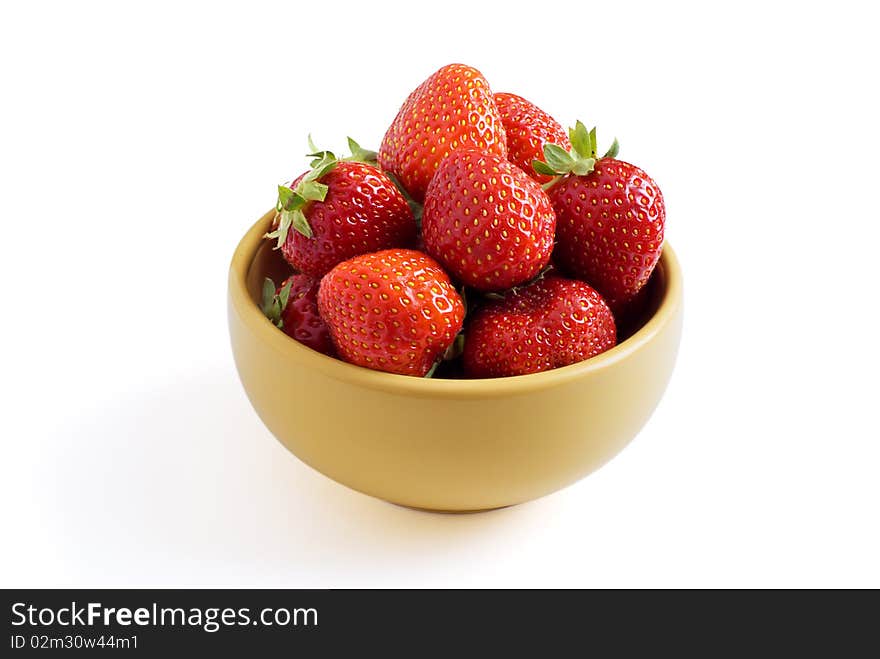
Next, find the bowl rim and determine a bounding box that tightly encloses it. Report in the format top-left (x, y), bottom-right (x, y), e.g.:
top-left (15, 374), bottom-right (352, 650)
top-left (229, 209), bottom-right (683, 399)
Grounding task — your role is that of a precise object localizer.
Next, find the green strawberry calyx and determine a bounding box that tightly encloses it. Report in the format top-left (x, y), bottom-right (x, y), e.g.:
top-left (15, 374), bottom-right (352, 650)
top-left (443, 333), bottom-right (466, 361)
top-left (261, 277), bottom-right (293, 329)
top-left (385, 171), bottom-right (424, 227)
top-left (341, 136), bottom-right (378, 165)
top-left (532, 121), bottom-right (619, 189)
top-left (424, 333), bottom-right (466, 378)
top-left (264, 136), bottom-right (380, 249)
top-left (483, 263), bottom-right (555, 301)
top-left (305, 135), bottom-right (380, 167)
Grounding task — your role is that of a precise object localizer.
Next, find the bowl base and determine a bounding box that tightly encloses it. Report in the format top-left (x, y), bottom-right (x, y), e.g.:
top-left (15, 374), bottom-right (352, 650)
top-left (390, 502), bottom-right (513, 515)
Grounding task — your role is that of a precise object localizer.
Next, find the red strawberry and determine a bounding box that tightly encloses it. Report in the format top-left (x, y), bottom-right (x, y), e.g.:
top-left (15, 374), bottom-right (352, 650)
top-left (463, 275), bottom-right (616, 378)
top-left (317, 249), bottom-right (465, 377)
top-left (378, 63), bottom-right (507, 202)
top-left (422, 149), bottom-right (556, 291)
top-left (536, 122), bottom-right (665, 311)
top-left (494, 92), bottom-right (570, 184)
top-left (261, 275), bottom-right (335, 356)
top-left (266, 141), bottom-right (417, 277)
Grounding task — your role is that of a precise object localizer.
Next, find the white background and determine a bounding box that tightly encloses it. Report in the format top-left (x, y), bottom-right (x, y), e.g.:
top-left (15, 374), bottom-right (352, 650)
top-left (2, 1), bottom-right (878, 587)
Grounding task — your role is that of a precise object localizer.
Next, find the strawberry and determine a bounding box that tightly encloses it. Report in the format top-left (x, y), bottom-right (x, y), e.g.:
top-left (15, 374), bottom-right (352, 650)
top-left (261, 275), bottom-right (335, 356)
top-left (535, 122), bottom-right (665, 311)
top-left (494, 92), bottom-right (570, 184)
top-left (378, 63), bottom-right (507, 203)
top-left (265, 139), bottom-right (417, 277)
top-left (317, 249), bottom-right (465, 377)
top-left (463, 275), bottom-right (616, 378)
top-left (421, 149), bottom-right (556, 291)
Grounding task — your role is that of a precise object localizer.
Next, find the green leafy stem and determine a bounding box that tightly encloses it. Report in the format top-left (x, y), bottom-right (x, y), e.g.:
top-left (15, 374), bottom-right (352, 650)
top-left (264, 137), bottom-right (380, 249)
top-left (533, 121), bottom-right (619, 190)
top-left (261, 277), bottom-right (293, 329)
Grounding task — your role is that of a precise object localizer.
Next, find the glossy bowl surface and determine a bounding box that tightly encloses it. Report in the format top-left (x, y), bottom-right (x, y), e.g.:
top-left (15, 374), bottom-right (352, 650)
top-left (229, 210), bottom-right (683, 511)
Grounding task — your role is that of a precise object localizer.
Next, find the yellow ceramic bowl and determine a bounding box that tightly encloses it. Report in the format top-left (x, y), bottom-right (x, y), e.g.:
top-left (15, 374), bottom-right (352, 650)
top-left (229, 210), bottom-right (683, 511)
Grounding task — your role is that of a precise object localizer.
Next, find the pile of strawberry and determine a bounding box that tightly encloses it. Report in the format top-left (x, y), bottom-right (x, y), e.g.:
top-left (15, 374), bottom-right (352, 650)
top-left (261, 64), bottom-right (665, 379)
